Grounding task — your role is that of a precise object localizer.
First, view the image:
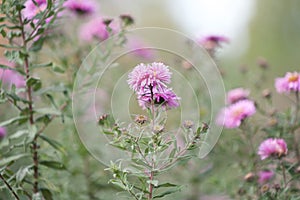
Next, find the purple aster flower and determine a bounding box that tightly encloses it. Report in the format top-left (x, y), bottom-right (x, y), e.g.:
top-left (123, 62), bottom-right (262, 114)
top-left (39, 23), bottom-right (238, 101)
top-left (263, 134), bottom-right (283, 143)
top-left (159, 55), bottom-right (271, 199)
top-left (258, 170), bottom-right (274, 184)
top-left (275, 72), bottom-right (300, 93)
top-left (64, 0), bottom-right (97, 15)
top-left (128, 62), bottom-right (171, 92)
top-left (227, 88), bottom-right (250, 104)
top-left (216, 100), bottom-right (256, 129)
top-left (137, 87), bottom-right (180, 109)
top-left (257, 138), bottom-right (288, 160)
top-left (79, 17), bottom-right (119, 42)
top-left (0, 127), bottom-right (6, 138)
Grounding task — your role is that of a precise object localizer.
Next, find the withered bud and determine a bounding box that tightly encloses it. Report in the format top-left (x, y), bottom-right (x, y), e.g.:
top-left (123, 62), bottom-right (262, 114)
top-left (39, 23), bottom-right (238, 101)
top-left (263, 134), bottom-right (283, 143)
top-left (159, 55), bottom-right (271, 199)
top-left (237, 188), bottom-right (246, 196)
top-left (120, 14), bottom-right (134, 26)
top-left (267, 118), bottom-right (278, 127)
top-left (153, 125), bottom-right (164, 134)
top-left (273, 183), bottom-right (280, 191)
top-left (103, 18), bottom-right (113, 26)
top-left (295, 165), bottom-right (300, 173)
top-left (244, 172), bottom-right (255, 182)
top-left (262, 89), bottom-right (271, 99)
top-left (260, 184), bottom-right (270, 193)
top-left (98, 114), bottom-right (109, 125)
top-left (257, 57), bottom-right (269, 70)
top-left (183, 120), bottom-right (194, 129)
top-left (135, 115), bottom-right (148, 125)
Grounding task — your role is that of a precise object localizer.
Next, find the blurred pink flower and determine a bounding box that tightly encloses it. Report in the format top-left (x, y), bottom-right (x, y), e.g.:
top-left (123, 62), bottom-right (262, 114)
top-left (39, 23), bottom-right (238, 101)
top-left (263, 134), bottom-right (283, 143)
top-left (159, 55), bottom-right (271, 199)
top-left (127, 37), bottom-right (154, 60)
top-left (128, 62), bottom-right (171, 92)
top-left (216, 100), bottom-right (256, 128)
top-left (64, 0), bottom-right (97, 15)
top-left (0, 59), bottom-right (26, 88)
top-left (227, 88), bottom-right (250, 104)
top-left (0, 127), bottom-right (7, 138)
top-left (198, 35), bottom-right (229, 50)
top-left (258, 138), bottom-right (288, 160)
top-left (23, 0), bottom-right (48, 20)
top-left (258, 170), bottom-right (274, 184)
top-left (79, 17), bottom-right (119, 42)
top-left (275, 71), bottom-right (300, 93)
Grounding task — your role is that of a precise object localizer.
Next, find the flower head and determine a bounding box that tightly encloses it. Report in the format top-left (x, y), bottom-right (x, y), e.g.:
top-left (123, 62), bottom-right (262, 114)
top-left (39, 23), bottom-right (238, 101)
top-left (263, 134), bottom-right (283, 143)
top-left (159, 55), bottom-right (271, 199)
top-left (227, 88), bottom-right (250, 104)
top-left (216, 100), bottom-right (256, 128)
top-left (258, 170), bottom-right (274, 184)
top-left (128, 62), bottom-right (179, 110)
top-left (128, 62), bottom-right (171, 92)
top-left (64, 0), bottom-right (97, 15)
top-left (0, 127), bottom-right (7, 138)
top-left (275, 71), bottom-right (300, 93)
top-left (258, 138), bottom-right (288, 160)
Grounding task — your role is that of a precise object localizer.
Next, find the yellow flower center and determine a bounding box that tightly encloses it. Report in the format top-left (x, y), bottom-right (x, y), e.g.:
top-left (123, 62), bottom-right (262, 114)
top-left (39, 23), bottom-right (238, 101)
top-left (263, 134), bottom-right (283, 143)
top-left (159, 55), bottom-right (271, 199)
top-left (288, 74), bottom-right (299, 83)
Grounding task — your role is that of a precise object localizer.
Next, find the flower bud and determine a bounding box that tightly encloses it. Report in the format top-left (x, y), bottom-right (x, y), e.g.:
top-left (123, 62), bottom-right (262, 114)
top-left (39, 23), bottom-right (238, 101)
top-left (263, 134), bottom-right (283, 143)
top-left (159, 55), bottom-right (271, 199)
top-left (244, 172), bottom-right (255, 182)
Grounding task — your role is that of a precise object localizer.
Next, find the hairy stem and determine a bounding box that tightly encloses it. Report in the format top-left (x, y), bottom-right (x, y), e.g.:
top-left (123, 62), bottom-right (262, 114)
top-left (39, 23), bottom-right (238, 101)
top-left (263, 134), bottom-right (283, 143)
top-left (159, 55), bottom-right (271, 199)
top-left (18, 10), bottom-right (38, 194)
top-left (148, 171), bottom-right (154, 200)
top-left (0, 173), bottom-right (20, 200)
top-left (294, 91), bottom-right (300, 163)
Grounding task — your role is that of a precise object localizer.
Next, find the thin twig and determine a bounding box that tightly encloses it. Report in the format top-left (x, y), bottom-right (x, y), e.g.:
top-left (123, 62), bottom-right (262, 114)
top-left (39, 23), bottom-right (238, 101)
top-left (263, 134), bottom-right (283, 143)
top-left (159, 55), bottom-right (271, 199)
top-left (0, 173), bottom-right (20, 200)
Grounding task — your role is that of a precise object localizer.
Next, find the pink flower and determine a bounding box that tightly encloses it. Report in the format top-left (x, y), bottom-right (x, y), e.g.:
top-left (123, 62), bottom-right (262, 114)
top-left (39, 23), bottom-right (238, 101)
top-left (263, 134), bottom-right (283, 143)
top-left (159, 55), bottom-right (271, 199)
top-left (23, 0), bottom-right (48, 20)
top-left (198, 35), bottom-right (229, 50)
top-left (64, 0), bottom-right (97, 15)
top-left (275, 72), bottom-right (300, 93)
top-left (126, 37), bottom-right (154, 60)
top-left (128, 62), bottom-right (171, 92)
top-left (79, 17), bottom-right (119, 42)
top-left (258, 170), bottom-right (274, 184)
top-left (0, 59), bottom-right (26, 88)
top-left (0, 127), bottom-right (6, 138)
top-left (216, 100), bottom-right (256, 128)
top-left (227, 88), bottom-right (250, 104)
top-left (258, 138), bottom-right (288, 160)
top-left (137, 87), bottom-right (180, 109)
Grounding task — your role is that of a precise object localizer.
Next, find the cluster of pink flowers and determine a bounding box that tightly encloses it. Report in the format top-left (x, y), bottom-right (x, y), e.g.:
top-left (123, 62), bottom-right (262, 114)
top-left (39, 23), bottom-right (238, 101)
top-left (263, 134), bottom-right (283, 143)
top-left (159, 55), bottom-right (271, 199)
top-left (128, 62), bottom-right (179, 109)
top-left (275, 71), bottom-right (300, 93)
top-left (216, 88), bottom-right (256, 129)
top-left (257, 138), bottom-right (288, 160)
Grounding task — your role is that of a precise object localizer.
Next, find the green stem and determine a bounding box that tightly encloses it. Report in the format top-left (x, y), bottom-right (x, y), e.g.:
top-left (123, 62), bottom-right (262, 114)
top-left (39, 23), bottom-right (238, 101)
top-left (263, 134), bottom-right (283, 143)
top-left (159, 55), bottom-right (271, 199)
top-left (18, 10), bottom-right (38, 195)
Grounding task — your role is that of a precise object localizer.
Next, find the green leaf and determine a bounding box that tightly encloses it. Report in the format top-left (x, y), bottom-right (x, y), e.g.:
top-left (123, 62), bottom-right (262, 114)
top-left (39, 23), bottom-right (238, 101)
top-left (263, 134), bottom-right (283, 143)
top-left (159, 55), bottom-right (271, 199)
top-left (40, 161), bottom-right (66, 170)
top-left (0, 116), bottom-right (28, 127)
top-left (51, 63), bottom-right (65, 73)
top-left (155, 182), bottom-right (178, 188)
top-left (29, 38), bottom-right (44, 52)
top-left (16, 166), bottom-right (30, 184)
top-left (9, 130), bottom-right (28, 140)
top-left (41, 188), bottom-right (53, 200)
top-left (32, 192), bottom-right (43, 200)
top-left (35, 107), bottom-right (61, 115)
top-left (26, 77), bottom-right (42, 91)
top-left (153, 187), bottom-right (181, 199)
top-left (147, 180), bottom-right (159, 187)
top-left (0, 153), bottom-right (30, 166)
top-left (39, 135), bottom-right (67, 155)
